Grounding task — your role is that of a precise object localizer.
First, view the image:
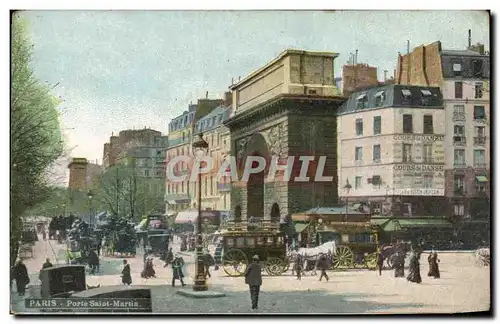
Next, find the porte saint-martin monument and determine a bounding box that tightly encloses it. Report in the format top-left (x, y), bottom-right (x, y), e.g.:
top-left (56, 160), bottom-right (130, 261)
top-left (224, 50), bottom-right (347, 227)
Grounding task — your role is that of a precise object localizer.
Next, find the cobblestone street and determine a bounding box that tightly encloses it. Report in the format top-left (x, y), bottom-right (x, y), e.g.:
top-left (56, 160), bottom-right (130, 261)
top-left (11, 235), bottom-right (490, 314)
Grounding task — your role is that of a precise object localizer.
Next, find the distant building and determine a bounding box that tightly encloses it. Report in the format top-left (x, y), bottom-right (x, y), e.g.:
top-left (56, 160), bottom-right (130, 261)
top-left (337, 84), bottom-right (447, 217)
top-left (68, 158), bottom-right (103, 191)
top-left (396, 35), bottom-right (490, 219)
top-left (342, 63), bottom-right (379, 96)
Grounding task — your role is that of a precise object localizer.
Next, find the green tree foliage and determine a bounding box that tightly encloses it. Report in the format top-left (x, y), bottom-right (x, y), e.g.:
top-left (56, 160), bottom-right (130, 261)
top-left (10, 13), bottom-right (64, 267)
top-left (96, 163), bottom-right (164, 221)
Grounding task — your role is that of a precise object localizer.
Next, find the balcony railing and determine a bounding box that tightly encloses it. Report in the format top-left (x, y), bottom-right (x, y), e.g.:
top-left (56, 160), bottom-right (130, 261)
top-left (453, 136), bottom-right (466, 146)
top-left (473, 116), bottom-right (488, 123)
top-left (217, 183), bottom-right (231, 192)
top-left (474, 163), bottom-right (487, 169)
top-left (453, 112), bottom-right (466, 121)
top-left (453, 187), bottom-right (466, 196)
top-left (474, 136), bottom-right (486, 146)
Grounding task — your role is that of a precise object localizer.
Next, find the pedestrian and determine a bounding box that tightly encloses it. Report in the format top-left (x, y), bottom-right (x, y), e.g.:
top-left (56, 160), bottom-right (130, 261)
top-left (294, 254), bottom-right (303, 280)
top-left (88, 250), bottom-right (99, 275)
top-left (377, 250), bottom-right (384, 276)
top-left (42, 227), bottom-right (47, 241)
top-left (407, 250), bottom-right (422, 284)
top-left (394, 252), bottom-right (405, 278)
top-left (13, 259), bottom-right (30, 296)
top-left (96, 238), bottom-right (102, 258)
top-left (42, 258), bottom-right (53, 270)
top-left (171, 254), bottom-right (186, 287)
top-left (427, 251), bottom-right (440, 279)
top-left (244, 255), bottom-right (262, 310)
top-left (317, 254), bottom-right (329, 282)
top-left (121, 260), bottom-right (132, 285)
top-left (163, 247), bottom-right (174, 268)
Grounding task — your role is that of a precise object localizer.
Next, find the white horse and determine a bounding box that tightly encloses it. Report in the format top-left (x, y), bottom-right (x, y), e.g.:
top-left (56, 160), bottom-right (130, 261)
top-left (289, 241), bottom-right (338, 275)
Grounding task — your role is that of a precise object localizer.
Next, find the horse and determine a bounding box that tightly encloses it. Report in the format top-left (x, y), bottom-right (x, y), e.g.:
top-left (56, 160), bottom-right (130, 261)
top-left (289, 241), bottom-right (337, 275)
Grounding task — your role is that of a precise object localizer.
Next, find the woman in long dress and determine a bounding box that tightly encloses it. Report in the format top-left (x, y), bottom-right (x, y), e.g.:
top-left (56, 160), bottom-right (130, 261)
top-left (427, 251), bottom-right (440, 278)
top-left (394, 252), bottom-right (405, 278)
top-left (406, 251), bottom-right (422, 283)
top-left (121, 260), bottom-right (132, 285)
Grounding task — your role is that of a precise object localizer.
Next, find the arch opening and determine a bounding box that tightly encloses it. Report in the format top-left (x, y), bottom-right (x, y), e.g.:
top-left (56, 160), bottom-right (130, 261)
top-left (270, 203), bottom-right (280, 224)
top-left (234, 205), bottom-right (242, 223)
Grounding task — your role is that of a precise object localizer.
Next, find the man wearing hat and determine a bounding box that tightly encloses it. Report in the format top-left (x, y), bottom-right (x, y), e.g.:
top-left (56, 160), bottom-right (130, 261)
top-left (244, 255), bottom-right (263, 310)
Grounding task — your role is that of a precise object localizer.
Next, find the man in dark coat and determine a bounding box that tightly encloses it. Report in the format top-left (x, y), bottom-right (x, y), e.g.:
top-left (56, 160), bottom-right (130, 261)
top-left (88, 250), bottom-right (99, 274)
top-left (245, 255), bottom-right (263, 310)
top-left (294, 254), bottom-right (304, 280)
top-left (394, 252), bottom-right (405, 278)
top-left (42, 258), bottom-right (53, 269)
top-left (171, 255), bottom-right (186, 287)
top-left (377, 250), bottom-right (384, 276)
top-left (203, 251), bottom-right (215, 279)
top-left (317, 254), bottom-right (329, 282)
top-left (407, 250), bottom-right (422, 283)
top-left (427, 251), bottom-right (440, 278)
top-left (13, 259), bottom-right (30, 296)
top-left (121, 260), bottom-right (132, 285)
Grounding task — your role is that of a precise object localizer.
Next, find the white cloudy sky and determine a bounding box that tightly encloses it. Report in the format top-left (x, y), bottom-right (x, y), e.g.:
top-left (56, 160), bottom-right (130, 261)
top-left (18, 10), bottom-right (490, 184)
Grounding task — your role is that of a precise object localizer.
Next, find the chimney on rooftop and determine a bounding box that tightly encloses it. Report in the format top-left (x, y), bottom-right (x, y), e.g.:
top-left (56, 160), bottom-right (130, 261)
top-left (468, 29), bottom-right (472, 48)
top-left (205, 91), bottom-right (208, 99)
top-left (223, 91), bottom-right (232, 107)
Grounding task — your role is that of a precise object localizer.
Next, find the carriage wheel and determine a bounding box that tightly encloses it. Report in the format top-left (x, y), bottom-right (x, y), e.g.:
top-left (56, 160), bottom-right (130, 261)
top-left (332, 246), bottom-right (354, 268)
top-left (265, 257), bottom-right (285, 276)
top-left (222, 249), bottom-right (247, 277)
top-left (364, 252), bottom-right (378, 270)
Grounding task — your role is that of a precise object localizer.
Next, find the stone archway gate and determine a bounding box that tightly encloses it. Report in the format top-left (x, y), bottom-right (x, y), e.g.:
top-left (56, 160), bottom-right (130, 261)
top-left (225, 93), bottom-right (346, 223)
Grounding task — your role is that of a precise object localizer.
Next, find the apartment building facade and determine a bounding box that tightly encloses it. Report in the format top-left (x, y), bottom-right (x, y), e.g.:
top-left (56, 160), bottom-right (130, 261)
top-left (396, 38), bottom-right (490, 219)
top-left (68, 158), bottom-right (104, 191)
top-left (337, 84), bottom-right (447, 217)
top-left (164, 97), bottom-right (225, 213)
top-left (164, 104), bottom-right (197, 213)
top-left (191, 103), bottom-right (232, 211)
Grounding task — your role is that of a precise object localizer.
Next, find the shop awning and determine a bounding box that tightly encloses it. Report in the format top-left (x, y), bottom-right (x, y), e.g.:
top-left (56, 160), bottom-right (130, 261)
top-left (476, 176), bottom-right (488, 182)
top-left (294, 223), bottom-right (310, 233)
top-left (381, 218), bottom-right (452, 232)
top-left (371, 218), bottom-right (391, 226)
top-left (175, 211), bottom-right (199, 224)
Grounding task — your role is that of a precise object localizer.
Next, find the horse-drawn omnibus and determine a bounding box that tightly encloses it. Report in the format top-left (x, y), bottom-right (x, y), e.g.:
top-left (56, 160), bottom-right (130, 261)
top-left (293, 207), bottom-right (379, 270)
top-left (219, 220), bottom-right (289, 277)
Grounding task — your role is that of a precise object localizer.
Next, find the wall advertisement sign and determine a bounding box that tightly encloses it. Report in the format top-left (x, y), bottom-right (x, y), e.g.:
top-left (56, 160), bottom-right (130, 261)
top-left (393, 188), bottom-right (445, 196)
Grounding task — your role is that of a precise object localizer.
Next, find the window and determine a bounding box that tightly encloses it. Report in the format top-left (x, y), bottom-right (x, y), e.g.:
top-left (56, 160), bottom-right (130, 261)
top-left (210, 176), bottom-right (213, 196)
top-left (453, 105), bottom-right (465, 121)
top-left (453, 204), bottom-right (465, 216)
top-left (423, 115), bottom-right (433, 134)
top-left (355, 176), bottom-right (362, 189)
top-left (373, 144), bottom-right (381, 162)
top-left (423, 144), bottom-right (433, 163)
top-left (472, 59), bottom-right (484, 77)
top-left (145, 169), bottom-right (150, 177)
top-left (402, 114), bottom-right (413, 133)
top-left (402, 144), bottom-right (412, 162)
top-left (356, 94), bottom-right (367, 109)
top-left (475, 83), bottom-right (484, 99)
top-left (181, 181), bottom-right (184, 193)
top-left (355, 147), bottom-right (363, 161)
top-left (423, 175), bottom-right (433, 188)
top-left (475, 126), bottom-right (485, 137)
top-left (476, 178), bottom-right (486, 192)
top-left (473, 149), bottom-right (485, 167)
top-left (455, 81), bottom-right (463, 99)
top-left (401, 89), bottom-right (412, 97)
top-left (453, 174), bottom-right (465, 191)
top-left (454, 149), bottom-right (465, 167)
top-left (204, 177), bottom-right (208, 196)
top-left (355, 118), bottom-right (363, 136)
top-left (452, 63), bottom-right (462, 72)
top-left (374, 91), bottom-right (385, 107)
top-left (373, 116), bottom-right (381, 135)
top-left (474, 106), bottom-right (486, 120)
top-left (454, 125), bottom-right (465, 136)
top-left (372, 175), bottom-right (381, 188)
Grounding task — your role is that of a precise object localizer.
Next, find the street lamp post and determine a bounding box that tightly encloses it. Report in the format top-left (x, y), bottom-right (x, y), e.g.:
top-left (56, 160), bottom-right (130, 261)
top-left (87, 190), bottom-right (93, 228)
top-left (192, 133), bottom-right (209, 292)
top-left (343, 180), bottom-right (352, 222)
